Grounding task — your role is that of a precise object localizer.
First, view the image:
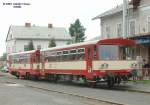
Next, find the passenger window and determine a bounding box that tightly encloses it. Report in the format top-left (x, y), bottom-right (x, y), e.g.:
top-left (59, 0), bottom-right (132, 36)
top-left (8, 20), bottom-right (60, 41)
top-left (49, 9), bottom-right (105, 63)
top-left (94, 46), bottom-right (97, 60)
top-left (62, 50), bottom-right (69, 61)
top-left (77, 48), bottom-right (85, 60)
top-left (69, 49), bottom-right (77, 61)
top-left (88, 48), bottom-right (91, 59)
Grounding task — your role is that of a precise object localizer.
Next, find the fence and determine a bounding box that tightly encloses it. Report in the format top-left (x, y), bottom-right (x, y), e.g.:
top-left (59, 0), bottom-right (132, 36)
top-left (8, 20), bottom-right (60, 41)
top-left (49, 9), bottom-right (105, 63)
top-left (132, 68), bottom-right (150, 80)
top-left (142, 68), bottom-right (150, 80)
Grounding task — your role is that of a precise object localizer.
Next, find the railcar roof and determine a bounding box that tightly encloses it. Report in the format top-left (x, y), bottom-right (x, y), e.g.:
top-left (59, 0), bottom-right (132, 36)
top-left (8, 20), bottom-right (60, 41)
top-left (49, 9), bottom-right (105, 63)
top-left (41, 38), bottom-right (135, 52)
top-left (98, 38), bottom-right (136, 45)
top-left (8, 50), bottom-right (36, 56)
top-left (8, 38), bottom-right (135, 55)
top-left (41, 40), bottom-right (99, 52)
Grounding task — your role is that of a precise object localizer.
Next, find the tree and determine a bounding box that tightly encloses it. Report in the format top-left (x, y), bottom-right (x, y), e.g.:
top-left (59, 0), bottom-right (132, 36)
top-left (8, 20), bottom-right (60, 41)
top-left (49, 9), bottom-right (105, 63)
top-left (27, 40), bottom-right (34, 51)
top-left (0, 53), bottom-right (7, 61)
top-left (48, 38), bottom-right (56, 48)
top-left (69, 19), bottom-right (86, 43)
top-left (66, 41), bottom-right (71, 45)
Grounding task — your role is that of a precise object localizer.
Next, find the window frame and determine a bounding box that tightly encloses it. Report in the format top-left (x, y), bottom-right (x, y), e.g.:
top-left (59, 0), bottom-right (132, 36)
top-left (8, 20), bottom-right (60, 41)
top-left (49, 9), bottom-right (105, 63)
top-left (99, 45), bottom-right (119, 60)
top-left (129, 19), bottom-right (136, 36)
top-left (105, 25), bottom-right (110, 38)
top-left (147, 16), bottom-right (150, 33)
top-left (116, 23), bottom-right (122, 37)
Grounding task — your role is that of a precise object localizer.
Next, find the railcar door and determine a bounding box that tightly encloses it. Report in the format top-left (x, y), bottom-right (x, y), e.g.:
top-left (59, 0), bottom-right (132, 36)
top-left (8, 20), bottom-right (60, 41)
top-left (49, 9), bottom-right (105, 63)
top-left (86, 46), bottom-right (93, 79)
top-left (34, 50), bottom-right (41, 70)
top-left (40, 51), bottom-right (45, 76)
top-left (30, 50), bottom-right (41, 78)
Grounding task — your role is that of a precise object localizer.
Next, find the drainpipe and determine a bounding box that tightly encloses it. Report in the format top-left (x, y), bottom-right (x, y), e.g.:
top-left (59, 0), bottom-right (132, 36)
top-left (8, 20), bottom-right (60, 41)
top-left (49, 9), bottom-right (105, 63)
top-left (123, 0), bottom-right (128, 38)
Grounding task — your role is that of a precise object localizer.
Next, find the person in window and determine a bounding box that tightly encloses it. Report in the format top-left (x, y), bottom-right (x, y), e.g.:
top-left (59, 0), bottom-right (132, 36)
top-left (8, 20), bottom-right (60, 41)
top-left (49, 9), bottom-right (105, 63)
top-left (79, 54), bottom-right (84, 60)
top-left (132, 69), bottom-right (138, 81)
top-left (142, 59), bottom-right (150, 78)
top-left (136, 56), bottom-right (143, 80)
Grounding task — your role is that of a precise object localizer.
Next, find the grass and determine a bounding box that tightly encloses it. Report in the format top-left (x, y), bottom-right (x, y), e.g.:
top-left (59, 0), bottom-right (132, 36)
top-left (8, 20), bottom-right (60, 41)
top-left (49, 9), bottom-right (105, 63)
top-left (130, 80), bottom-right (150, 85)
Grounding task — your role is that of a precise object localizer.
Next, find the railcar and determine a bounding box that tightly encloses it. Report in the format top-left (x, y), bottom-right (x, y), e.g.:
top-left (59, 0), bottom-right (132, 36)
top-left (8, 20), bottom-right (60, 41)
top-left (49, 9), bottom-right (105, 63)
top-left (8, 50), bottom-right (41, 79)
top-left (9, 38), bottom-right (139, 87)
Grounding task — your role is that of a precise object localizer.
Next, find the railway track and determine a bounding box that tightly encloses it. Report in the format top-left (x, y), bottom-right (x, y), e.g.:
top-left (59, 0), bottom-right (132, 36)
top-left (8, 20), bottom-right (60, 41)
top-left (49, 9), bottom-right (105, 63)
top-left (1, 73), bottom-right (150, 105)
top-left (2, 73), bottom-right (150, 95)
top-left (6, 75), bottom-right (150, 95)
top-left (4, 81), bottom-right (125, 105)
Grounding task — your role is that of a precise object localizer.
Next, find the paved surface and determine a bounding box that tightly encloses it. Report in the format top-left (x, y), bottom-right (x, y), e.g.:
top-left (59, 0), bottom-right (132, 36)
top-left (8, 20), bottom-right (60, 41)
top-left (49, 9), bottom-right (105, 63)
top-left (126, 82), bottom-right (150, 93)
top-left (1, 83), bottom-right (107, 105)
top-left (1, 72), bottom-right (150, 105)
top-left (0, 74), bottom-right (112, 105)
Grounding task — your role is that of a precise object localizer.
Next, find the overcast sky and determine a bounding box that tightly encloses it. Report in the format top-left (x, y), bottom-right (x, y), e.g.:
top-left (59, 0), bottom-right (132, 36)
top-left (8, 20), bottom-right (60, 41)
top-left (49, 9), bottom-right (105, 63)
top-left (0, 0), bottom-right (123, 56)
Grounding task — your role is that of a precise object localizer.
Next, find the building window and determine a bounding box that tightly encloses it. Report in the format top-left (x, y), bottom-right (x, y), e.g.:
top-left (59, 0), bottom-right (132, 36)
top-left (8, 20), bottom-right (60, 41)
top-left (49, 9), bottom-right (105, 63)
top-left (10, 34), bottom-right (12, 40)
top-left (106, 26), bottom-right (110, 38)
top-left (148, 17), bottom-right (150, 32)
top-left (24, 45), bottom-right (28, 51)
top-left (7, 47), bottom-right (11, 54)
top-left (117, 23), bottom-right (122, 37)
top-left (37, 45), bottom-right (41, 50)
top-left (12, 46), bottom-right (16, 53)
top-left (129, 20), bottom-right (136, 36)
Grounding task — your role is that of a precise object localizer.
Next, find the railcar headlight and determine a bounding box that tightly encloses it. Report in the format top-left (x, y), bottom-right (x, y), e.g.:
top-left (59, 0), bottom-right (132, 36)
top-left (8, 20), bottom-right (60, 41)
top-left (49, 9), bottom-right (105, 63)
top-left (88, 66), bottom-right (92, 73)
top-left (131, 63), bottom-right (137, 68)
top-left (100, 63), bottom-right (108, 69)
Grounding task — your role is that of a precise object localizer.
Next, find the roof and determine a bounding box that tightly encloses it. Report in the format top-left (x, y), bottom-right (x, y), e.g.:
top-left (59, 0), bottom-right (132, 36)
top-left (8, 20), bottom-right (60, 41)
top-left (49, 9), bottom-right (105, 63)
top-left (98, 38), bottom-right (136, 45)
top-left (87, 36), bottom-right (101, 41)
top-left (9, 38), bottom-right (136, 56)
top-left (41, 38), bottom-right (135, 51)
top-left (8, 50), bottom-right (36, 56)
top-left (92, 4), bottom-right (133, 20)
top-left (41, 40), bottom-right (98, 51)
top-left (6, 25), bottom-right (72, 41)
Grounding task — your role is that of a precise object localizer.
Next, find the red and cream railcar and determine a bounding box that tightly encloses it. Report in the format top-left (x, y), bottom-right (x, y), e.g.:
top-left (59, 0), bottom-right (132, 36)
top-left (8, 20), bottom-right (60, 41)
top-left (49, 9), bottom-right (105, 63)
top-left (9, 38), bottom-right (138, 87)
top-left (40, 38), bottom-right (138, 86)
top-left (9, 50), bottom-right (41, 79)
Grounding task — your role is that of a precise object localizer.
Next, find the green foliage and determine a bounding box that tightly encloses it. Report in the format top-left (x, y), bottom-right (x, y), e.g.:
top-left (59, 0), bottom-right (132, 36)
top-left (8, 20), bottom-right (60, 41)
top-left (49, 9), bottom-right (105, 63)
top-left (0, 66), bottom-right (3, 70)
top-left (0, 53), bottom-right (7, 61)
top-left (130, 80), bottom-right (150, 85)
top-left (69, 19), bottom-right (86, 43)
top-left (66, 41), bottom-right (72, 45)
top-left (27, 40), bottom-right (34, 51)
top-left (48, 38), bottom-right (56, 48)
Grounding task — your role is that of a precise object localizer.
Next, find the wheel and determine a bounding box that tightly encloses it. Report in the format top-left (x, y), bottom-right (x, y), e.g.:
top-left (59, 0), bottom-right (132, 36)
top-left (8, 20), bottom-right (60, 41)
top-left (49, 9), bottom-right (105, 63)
top-left (32, 75), bottom-right (39, 81)
top-left (25, 73), bottom-right (30, 80)
top-left (107, 76), bottom-right (115, 88)
top-left (54, 75), bottom-right (59, 83)
top-left (16, 72), bottom-right (20, 79)
top-left (115, 76), bottom-right (121, 85)
top-left (86, 81), bottom-right (97, 88)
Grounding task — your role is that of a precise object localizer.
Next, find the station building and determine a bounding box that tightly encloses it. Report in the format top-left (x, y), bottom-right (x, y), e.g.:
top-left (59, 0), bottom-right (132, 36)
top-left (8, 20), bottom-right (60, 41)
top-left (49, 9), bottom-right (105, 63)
top-left (93, 0), bottom-right (150, 64)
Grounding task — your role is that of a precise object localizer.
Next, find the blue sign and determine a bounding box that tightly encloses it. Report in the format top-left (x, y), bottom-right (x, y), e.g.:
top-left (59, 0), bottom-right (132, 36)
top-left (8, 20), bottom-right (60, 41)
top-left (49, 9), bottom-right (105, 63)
top-left (136, 38), bottom-right (150, 44)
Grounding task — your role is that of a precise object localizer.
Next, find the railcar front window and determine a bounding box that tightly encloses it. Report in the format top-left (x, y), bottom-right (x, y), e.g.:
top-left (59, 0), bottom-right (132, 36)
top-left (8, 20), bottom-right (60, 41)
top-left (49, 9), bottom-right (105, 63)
top-left (119, 46), bottom-right (136, 60)
top-left (99, 45), bottom-right (119, 60)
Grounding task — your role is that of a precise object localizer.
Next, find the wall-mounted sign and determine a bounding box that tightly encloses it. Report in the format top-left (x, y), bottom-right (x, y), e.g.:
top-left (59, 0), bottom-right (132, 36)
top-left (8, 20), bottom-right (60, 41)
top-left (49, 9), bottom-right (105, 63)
top-left (136, 38), bottom-right (150, 44)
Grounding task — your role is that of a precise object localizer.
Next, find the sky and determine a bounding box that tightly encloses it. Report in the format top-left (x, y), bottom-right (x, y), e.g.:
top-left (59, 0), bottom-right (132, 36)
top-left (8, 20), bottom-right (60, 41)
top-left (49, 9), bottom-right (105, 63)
top-left (0, 0), bottom-right (123, 56)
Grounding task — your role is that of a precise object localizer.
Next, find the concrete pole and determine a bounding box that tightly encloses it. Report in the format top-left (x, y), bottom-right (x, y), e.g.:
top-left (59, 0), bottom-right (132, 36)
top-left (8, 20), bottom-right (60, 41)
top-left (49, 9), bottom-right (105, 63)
top-left (123, 0), bottom-right (128, 38)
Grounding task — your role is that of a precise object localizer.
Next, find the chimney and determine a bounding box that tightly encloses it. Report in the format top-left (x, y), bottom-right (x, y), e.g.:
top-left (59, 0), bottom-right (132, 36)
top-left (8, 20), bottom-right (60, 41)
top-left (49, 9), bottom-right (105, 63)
top-left (48, 23), bottom-right (53, 28)
top-left (25, 23), bottom-right (31, 27)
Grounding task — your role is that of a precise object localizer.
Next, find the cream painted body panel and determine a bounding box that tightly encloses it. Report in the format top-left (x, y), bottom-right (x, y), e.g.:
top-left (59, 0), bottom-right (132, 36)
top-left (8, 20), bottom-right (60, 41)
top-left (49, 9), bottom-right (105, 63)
top-left (45, 61), bottom-right (86, 70)
top-left (11, 64), bottom-right (30, 69)
top-left (93, 60), bottom-right (138, 70)
top-left (33, 63), bottom-right (42, 69)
